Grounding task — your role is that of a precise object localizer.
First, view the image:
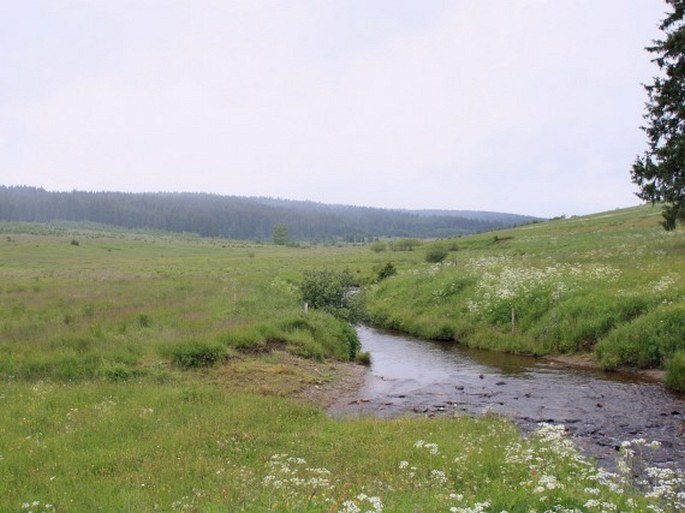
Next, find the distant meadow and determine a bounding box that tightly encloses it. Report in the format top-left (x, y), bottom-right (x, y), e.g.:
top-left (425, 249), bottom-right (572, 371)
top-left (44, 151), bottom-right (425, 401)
top-left (1, 204), bottom-right (684, 512)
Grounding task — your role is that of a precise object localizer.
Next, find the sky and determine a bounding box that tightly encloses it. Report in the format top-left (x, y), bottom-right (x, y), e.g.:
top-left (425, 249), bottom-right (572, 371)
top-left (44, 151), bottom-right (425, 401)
top-left (0, 0), bottom-right (669, 218)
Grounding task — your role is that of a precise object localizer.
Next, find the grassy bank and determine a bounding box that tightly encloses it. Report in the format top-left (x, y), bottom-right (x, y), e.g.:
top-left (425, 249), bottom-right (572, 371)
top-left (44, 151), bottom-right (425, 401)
top-left (1, 378), bottom-right (679, 513)
top-left (364, 205), bottom-right (685, 389)
top-left (1, 218), bottom-right (683, 511)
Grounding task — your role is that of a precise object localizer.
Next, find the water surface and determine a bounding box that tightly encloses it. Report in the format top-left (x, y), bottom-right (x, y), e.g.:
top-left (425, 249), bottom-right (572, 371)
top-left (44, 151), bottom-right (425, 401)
top-left (331, 326), bottom-right (685, 468)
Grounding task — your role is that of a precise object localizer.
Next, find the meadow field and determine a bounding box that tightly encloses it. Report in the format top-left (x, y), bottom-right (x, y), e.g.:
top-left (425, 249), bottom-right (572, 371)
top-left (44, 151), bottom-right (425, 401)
top-left (365, 205), bottom-right (685, 389)
top-left (1, 206), bottom-right (684, 512)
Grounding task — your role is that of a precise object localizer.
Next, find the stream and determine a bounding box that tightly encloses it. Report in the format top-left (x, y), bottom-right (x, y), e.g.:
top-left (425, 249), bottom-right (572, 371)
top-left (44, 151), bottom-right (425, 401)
top-left (330, 326), bottom-right (685, 469)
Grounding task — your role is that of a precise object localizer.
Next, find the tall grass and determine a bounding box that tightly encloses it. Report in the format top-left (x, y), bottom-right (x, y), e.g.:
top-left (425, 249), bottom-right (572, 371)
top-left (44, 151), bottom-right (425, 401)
top-left (365, 205), bottom-right (685, 388)
top-left (0, 231), bottom-right (368, 382)
top-left (1, 212), bottom-right (683, 511)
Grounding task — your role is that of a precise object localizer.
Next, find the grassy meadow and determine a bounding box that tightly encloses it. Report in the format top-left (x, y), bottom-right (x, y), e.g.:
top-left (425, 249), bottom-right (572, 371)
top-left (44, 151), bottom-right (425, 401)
top-left (365, 205), bottom-right (685, 387)
top-left (1, 206), bottom-right (684, 512)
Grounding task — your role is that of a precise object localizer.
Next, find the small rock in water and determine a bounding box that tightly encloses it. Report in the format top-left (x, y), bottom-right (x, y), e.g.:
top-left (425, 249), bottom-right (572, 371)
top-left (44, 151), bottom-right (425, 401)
top-left (496, 381), bottom-right (506, 386)
top-left (455, 385), bottom-right (464, 390)
top-left (479, 374), bottom-right (484, 379)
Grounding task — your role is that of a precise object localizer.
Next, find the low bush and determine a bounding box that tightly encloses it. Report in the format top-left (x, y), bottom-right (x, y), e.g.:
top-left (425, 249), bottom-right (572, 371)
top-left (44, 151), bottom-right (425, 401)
top-left (169, 340), bottom-right (226, 369)
top-left (356, 350), bottom-right (371, 365)
top-left (390, 238), bottom-right (421, 251)
top-left (99, 361), bottom-right (139, 382)
top-left (137, 313), bottom-right (152, 328)
top-left (425, 245), bottom-right (448, 263)
top-left (369, 241), bottom-right (387, 253)
top-left (300, 268), bottom-right (364, 322)
top-left (666, 351), bottom-right (685, 391)
top-left (376, 262), bottom-right (397, 281)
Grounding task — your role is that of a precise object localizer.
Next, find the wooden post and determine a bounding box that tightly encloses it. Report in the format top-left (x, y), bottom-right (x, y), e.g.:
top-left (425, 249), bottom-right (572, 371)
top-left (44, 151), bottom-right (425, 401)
top-left (511, 307), bottom-right (516, 333)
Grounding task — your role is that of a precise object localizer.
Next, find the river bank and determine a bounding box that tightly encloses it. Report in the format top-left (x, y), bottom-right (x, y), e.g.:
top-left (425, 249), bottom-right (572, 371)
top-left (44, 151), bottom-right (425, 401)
top-left (543, 353), bottom-right (667, 383)
top-left (327, 326), bottom-right (685, 470)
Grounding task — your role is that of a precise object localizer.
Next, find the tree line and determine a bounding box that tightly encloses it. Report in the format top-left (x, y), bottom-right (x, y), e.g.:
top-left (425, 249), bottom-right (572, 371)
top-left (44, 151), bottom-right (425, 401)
top-left (0, 187), bottom-right (538, 241)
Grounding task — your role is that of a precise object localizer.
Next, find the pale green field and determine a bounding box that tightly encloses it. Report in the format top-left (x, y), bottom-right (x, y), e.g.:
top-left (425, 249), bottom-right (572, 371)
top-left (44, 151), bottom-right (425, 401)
top-left (1, 210), bottom-right (683, 512)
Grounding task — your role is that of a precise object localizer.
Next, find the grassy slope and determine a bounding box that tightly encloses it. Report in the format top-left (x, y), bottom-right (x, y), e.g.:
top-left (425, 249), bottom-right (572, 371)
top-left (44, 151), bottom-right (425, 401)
top-left (365, 205), bottom-right (685, 386)
top-left (0, 217), bottom-right (682, 512)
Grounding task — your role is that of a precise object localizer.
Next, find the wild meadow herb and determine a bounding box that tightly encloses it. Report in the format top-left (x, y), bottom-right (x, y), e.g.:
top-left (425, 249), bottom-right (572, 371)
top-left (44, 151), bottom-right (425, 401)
top-left (19, 501), bottom-right (56, 513)
top-left (251, 424), bottom-right (681, 512)
top-left (338, 493), bottom-right (383, 513)
top-left (365, 206), bottom-right (685, 388)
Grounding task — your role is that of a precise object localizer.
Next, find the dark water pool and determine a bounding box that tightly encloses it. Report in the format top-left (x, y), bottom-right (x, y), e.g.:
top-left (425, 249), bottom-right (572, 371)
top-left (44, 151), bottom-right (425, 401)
top-left (330, 326), bottom-right (685, 468)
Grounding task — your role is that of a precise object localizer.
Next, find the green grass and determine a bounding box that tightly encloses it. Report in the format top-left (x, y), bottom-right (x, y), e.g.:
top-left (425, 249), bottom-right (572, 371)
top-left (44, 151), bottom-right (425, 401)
top-left (1, 213), bottom-right (683, 512)
top-left (0, 380), bottom-right (668, 513)
top-left (365, 205), bottom-right (685, 388)
top-left (0, 229), bottom-right (370, 382)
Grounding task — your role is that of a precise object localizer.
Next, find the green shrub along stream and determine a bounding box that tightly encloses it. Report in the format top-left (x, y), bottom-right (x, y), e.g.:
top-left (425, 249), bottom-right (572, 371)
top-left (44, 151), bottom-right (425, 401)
top-left (1, 205), bottom-right (684, 512)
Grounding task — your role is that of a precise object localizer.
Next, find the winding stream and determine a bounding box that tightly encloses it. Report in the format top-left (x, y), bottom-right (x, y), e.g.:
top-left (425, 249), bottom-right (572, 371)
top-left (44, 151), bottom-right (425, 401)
top-left (330, 326), bottom-right (685, 468)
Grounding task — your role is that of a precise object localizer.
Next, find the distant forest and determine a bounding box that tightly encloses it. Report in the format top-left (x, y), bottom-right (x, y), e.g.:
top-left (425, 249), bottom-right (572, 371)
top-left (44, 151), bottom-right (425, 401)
top-left (0, 186), bottom-right (540, 241)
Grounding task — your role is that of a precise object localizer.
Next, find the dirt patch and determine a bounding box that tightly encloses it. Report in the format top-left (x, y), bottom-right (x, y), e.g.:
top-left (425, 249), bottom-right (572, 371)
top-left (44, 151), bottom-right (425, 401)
top-left (209, 351), bottom-right (368, 407)
top-left (543, 353), bottom-right (665, 383)
top-left (295, 359), bottom-right (368, 409)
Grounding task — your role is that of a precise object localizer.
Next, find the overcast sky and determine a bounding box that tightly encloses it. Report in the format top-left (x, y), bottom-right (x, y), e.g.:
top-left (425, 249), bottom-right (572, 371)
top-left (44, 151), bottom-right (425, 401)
top-left (1, 1), bottom-right (668, 217)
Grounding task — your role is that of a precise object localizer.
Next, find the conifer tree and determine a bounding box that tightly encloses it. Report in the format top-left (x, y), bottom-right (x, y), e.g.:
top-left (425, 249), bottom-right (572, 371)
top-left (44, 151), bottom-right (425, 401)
top-left (632, 0), bottom-right (685, 229)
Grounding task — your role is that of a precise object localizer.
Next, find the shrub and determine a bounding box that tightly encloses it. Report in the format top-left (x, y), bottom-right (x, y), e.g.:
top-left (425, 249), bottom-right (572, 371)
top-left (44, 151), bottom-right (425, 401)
top-left (300, 268), bottom-right (363, 322)
top-left (390, 238), bottom-right (421, 251)
top-left (137, 313), bottom-right (152, 328)
top-left (356, 351), bottom-right (371, 366)
top-left (369, 241), bottom-right (387, 253)
top-left (665, 351), bottom-right (685, 391)
top-left (99, 362), bottom-right (138, 382)
top-left (170, 340), bottom-right (226, 369)
top-left (376, 262), bottom-right (397, 281)
top-left (425, 245), bottom-right (448, 263)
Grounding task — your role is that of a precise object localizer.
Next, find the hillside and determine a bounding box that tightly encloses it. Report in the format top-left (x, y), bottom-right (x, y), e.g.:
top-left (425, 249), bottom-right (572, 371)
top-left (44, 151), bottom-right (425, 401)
top-left (0, 206), bottom-right (682, 511)
top-left (0, 186), bottom-right (539, 241)
top-left (364, 204), bottom-right (685, 389)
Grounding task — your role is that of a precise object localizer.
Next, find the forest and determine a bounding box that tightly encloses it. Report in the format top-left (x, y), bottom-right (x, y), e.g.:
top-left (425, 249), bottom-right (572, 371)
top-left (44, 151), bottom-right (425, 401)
top-left (0, 186), bottom-right (539, 241)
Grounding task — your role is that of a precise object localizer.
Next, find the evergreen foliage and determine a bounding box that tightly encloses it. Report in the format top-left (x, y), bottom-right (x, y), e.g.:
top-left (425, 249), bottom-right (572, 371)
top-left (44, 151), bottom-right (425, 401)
top-left (632, 0), bottom-right (685, 229)
top-left (0, 186), bottom-right (538, 240)
top-left (271, 223), bottom-right (289, 245)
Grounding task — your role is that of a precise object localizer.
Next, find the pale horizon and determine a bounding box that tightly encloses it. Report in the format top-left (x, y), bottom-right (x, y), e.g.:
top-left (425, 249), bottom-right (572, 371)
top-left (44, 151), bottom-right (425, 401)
top-left (1, 1), bottom-right (667, 219)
